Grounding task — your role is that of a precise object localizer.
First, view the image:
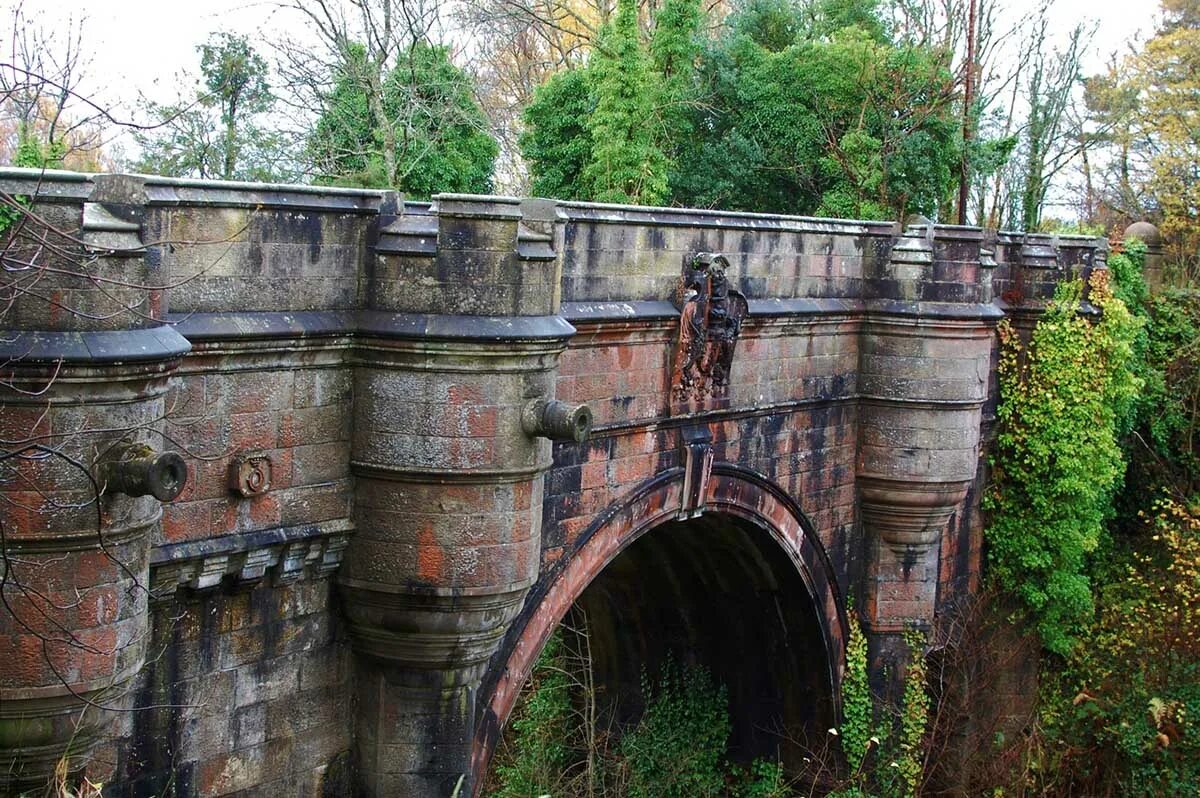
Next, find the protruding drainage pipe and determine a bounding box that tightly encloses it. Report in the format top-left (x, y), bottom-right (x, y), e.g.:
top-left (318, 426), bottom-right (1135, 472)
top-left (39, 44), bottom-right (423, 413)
top-left (522, 398), bottom-right (593, 443)
top-left (102, 441), bottom-right (188, 501)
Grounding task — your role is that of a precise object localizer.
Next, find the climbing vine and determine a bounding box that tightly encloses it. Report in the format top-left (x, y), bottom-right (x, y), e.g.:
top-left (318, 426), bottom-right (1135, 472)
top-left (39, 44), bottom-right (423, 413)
top-left (984, 272), bottom-right (1142, 655)
top-left (831, 617), bottom-right (929, 798)
top-left (839, 613), bottom-right (873, 770)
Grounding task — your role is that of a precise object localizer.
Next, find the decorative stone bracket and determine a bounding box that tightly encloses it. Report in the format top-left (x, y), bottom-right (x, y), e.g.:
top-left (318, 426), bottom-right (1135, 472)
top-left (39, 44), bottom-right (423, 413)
top-left (229, 452), bottom-right (272, 497)
top-left (677, 426), bottom-right (714, 520)
top-left (149, 520), bottom-right (352, 601)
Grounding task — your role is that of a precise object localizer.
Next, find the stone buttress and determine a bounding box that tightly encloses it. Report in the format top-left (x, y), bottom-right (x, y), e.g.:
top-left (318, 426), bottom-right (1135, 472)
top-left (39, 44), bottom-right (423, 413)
top-left (856, 223), bottom-right (1000, 686)
top-left (0, 175), bottom-right (190, 788)
top-left (339, 195), bottom-right (586, 796)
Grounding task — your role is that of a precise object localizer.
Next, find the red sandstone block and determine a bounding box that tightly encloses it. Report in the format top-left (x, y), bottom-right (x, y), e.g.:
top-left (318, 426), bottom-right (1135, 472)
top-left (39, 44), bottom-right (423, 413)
top-left (162, 499), bottom-right (218, 543)
top-left (541, 546), bottom-right (565, 567)
top-left (276, 481), bottom-right (351, 525)
top-left (166, 375), bottom-right (207, 420)
top-left (226, 372), bottom-right (295, 414)
top-left (575, 373), bottom-right (613, 401)
top-left (447, 382), bottom-right (485, 404)
top-left (611, 455), bottom-right (653, 486)
top-left (559, 516), bottom-right (592, 546)
top-left (581, 461), bottom-right (607, 490)
top-left (0, 404), bottom-right (51, 442)
top-left (554, 374), bottom-right (578, 402)
top-left (877, 599), bottom-right (932, 621)
top-left (229, 412), bottom-right (279, 453)
top-left (466, 405), bottom-right (499, 438)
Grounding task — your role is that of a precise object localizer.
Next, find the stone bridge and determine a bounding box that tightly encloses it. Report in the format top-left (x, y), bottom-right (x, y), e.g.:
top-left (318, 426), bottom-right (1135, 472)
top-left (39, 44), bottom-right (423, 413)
top-left (0, 170), bottom-right (1119, 797)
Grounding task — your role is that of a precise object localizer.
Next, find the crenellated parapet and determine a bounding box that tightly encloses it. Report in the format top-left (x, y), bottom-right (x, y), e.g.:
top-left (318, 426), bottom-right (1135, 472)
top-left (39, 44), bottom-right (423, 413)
top-left (993, 231), bottom-right (1109, 338)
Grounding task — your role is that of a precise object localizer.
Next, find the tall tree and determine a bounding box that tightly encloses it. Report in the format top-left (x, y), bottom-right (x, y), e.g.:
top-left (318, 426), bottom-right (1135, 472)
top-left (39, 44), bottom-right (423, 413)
top-left (0, 6), bottom-right (109, 170)
top-left (520, 68), bottom-right (594, 199)
top-left (308, 41), bottom-right (498, 196)
top-left (277, 0), bottom-right (497, 196)
top-left (581, 0), bottom-right (669, 204)
top-left (1133, 0), bottom-right (1200, 274)
top-left (1016, 19), bottom-right (1089, 231)
top-left (134, 34), bottom-right (291, 181)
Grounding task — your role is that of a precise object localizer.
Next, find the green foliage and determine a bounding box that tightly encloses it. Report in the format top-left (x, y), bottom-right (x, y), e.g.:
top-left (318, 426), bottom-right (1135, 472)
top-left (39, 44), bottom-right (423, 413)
top-left (1109, 239), bottom-right (1200, 522)
top-left (621, 661), bottom-right (731, 798)
top-left (14, 126), bottom-right (66, 169)
top-left (520, 0), bottom-right (980, 219)
top-left (985, 274), bottom-right (1143, 655)
top-left (1142, 291), bottom-right (1200, 492)
top-left (731, 759), bottom-right (790, 798)
top-left (1110, 239), bottom-right (1151, 310)
top-left (521, 69), bottom-right (594, 199)
top-left (309, 42), bottom-right (497, 197)
top-left (673, 13), bottom-right (962, 219)
top-left (830, 620), bottom-right (929, 798)
top-left (890, 633), bottom-right (929, 798)
top-left (492, 633), bottom-right (572, 798)
top-left (582, 0), bottom-right (670, 204)
top-left (491, 628), bottom-right (798, 798)
top-left (839, 611), bottom-right (873, 768)
top-left (1036, 499), bottom-right (1200, 797)
top-left (135, 33), bottom-right (291, 181)
top-left (0, 193), bottom-right (29, 236)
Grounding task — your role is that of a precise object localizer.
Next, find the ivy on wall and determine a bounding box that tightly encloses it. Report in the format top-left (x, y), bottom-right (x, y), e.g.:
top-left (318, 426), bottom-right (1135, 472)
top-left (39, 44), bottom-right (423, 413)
top-left (984, 271), bottom-right (1142, 655)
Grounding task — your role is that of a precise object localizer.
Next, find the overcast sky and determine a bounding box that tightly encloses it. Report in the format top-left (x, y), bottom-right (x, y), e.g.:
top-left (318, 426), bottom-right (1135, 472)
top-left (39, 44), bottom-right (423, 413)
top-left (29, 0), bottom-right (1149, 104)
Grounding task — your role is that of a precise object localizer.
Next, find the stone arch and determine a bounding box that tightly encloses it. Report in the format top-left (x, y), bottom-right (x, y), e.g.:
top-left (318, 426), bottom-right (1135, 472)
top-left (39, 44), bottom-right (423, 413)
top-left (472, 462), bottom-right (848, 784)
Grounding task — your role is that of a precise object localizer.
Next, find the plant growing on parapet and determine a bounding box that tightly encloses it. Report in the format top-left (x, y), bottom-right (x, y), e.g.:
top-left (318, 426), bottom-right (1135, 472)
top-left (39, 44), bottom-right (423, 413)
top-left (839, 609), bottom-right (873, 772)
top-left (1109, 239), bottom-right (1200, 508)
top-left (985, 273), bottom-right (1142, 655)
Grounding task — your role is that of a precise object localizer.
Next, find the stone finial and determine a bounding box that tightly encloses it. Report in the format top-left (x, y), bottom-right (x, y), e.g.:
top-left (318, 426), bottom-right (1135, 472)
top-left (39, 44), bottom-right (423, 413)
top-left (1124, 221), bottom-right (1165, 292)
top-left (1124, 221), bottom-right (1162, 248)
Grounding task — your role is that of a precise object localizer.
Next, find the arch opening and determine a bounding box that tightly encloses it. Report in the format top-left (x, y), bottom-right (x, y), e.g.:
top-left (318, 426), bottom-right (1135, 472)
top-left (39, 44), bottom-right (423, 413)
top-left (482, 506), bottom-right (839, 794)
top-left (571, 512), bottom-right (836, 768)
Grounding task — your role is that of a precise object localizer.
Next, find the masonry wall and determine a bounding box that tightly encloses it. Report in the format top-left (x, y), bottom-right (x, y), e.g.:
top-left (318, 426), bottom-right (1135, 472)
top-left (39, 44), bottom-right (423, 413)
top-left (0, 170), bottom-right (1104, 798)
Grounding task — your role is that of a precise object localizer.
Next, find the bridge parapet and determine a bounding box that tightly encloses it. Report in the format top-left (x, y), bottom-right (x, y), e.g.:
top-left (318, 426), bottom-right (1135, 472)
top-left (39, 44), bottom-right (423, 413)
top-left (0, 169), bottom-right (1112, 797)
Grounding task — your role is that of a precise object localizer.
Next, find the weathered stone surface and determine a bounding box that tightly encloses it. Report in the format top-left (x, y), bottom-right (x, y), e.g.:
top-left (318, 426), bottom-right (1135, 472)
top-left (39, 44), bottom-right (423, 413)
top-left (0, 169), bottom-right (1100, 798)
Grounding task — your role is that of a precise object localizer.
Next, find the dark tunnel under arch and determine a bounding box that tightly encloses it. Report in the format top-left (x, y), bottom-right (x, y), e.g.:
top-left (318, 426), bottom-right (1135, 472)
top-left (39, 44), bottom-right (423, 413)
top-left (570, 512), bottom-right (837, 767)
top-left (474, 465), bottom-right (848, 789)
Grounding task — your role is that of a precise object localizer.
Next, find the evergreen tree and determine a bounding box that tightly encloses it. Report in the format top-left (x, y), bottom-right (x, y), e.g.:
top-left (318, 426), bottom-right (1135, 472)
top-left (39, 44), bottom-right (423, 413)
top-left (135, 34), bottom-right (290, 181)
top-left (309, 42), bottom-right (498, 198)
top-left (581, 0), bottom-right (669, 204)
top-left (521, 0), bottom-right (969, 219)
top-left (521, 68), bottom-right (594, 199)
